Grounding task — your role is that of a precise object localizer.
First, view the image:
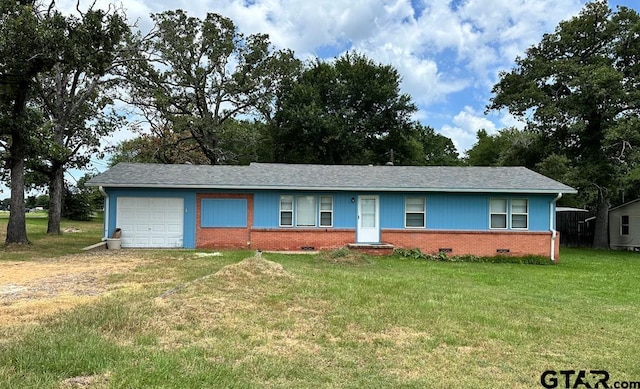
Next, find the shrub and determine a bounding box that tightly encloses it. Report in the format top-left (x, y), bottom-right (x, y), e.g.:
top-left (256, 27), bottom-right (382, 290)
top-left (392, 248), bottom-right (552, 265)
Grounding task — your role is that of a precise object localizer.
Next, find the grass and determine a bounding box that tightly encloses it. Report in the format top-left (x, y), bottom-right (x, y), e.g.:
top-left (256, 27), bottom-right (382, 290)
top-left (0, 211), bottom-right (104, 260)
top-left (1, 218), bottom-right (639, 388)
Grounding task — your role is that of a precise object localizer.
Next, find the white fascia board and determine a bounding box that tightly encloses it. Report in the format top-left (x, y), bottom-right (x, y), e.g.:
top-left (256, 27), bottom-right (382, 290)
top-left (92, 183), bottom-right (577, 194)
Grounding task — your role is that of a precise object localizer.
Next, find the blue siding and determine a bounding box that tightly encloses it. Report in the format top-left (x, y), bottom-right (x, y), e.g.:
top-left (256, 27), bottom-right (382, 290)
top-left (380, 193), bottom-right (405, 228)
top-left (105, 188), bottom-right (196, 248)
top-left (333, 193), bottom-right (358, 227)
top-left (201, 199), bottom-right (247, 227)
top-left (378, 193), bottom-right (554, 231)
top-left (253, 191), bottom-right (279, 227)
top-left (528, 195), bottom-right (554, 231)
top-left (427, 194), bottom-right (488, 230)
top-left (253, 191), bottom-right (357, 228)
top-left (252, 191), bottom-right (555, 231)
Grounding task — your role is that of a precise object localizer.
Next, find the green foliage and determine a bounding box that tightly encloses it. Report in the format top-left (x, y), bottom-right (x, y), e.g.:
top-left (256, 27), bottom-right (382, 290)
top-left (1, 1), bottom-right (67, 243)
top-left (413, 123), bottom-right (461, 166)
top-left (465, 127), bottom-right (548, 167)
top-left (1, 1), bottom-right (131, 240)
top-left (488, 1), bottom-right (640, 247)
top-left (270, 52), bottom-right (419, 165)
top-left (108, 119), bottom-right (270, 166)
top-left (62, 188), bottom-right (93, 221)
top-left (393, 247), bottom-right (552, 265)
top-left (61, 174), bottom-right (103, 221)
top-left (125, 10), bottom-right (300, 165)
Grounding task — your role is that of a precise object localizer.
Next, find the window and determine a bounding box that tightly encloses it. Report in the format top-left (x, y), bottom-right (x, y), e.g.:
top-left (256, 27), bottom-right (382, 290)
top-left (490, 199), bottom-right (507, 229)
top-left (280, 195), bottom-right (293, 226)
top-left (320, 196), bottom-right (333, 227)
top-left (296, 196), bottom-right (316, 226)
top-left (405, 197), bottom-right (425, 228)
top-left (511, 199), bottom-right (528, 229)
top-left (621, 215), bottom-right (630, 235)
top-left (280, 195), bottom-right (334, 227)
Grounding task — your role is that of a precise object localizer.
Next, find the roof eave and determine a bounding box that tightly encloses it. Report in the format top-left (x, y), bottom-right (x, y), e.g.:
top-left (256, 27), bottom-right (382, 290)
top-left (88, 182), bottom-right (577, 194)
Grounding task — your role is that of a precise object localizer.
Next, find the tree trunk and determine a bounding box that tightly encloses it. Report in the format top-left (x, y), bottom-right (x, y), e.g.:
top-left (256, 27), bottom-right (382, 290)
top-left (6, 81), bottom-right (30, 245)
top-left (592, 190), bottom-right (610, 249)
top-left (46, 165), bottom-right (64, 234)
top-left (6, 136), bottom-right (29, 245)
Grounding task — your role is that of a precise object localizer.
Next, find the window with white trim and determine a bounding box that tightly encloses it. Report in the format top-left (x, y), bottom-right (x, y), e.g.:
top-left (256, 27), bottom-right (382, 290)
top-left (405, 197), bottom-right (426, 228)
top-left (320, 196), bottom-right (333, 227)
top-left (511, 199), bottom-right (528, 229)
top-left (280, 195), bottom-right (333, 227)
top-left (279, 195), bottom-right (293, 226)
top-left (490, 198), bottom-right (508, 229)
top-left (621, 215), bottom-right (630, 235)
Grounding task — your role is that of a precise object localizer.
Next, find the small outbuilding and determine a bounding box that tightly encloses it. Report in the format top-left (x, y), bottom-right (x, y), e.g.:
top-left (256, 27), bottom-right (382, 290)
top-left (609, 199), bottom-right (640, 250)
top-left (87, 163), bottom-right (576, 260)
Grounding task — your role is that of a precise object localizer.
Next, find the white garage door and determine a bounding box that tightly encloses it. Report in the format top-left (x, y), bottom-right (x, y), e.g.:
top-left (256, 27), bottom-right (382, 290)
top-left (116, 197), bottom-right (184, 248)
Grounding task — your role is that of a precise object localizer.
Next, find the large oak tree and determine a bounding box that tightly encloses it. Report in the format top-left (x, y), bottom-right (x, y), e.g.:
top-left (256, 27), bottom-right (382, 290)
top-left (0, 0), bottom-right (64, 244)
top-left (270, 52), bottom-right (419, 165)
top-left (31, 6), bottom-right (131, 235)
top-left (488, 1), bottom-right (640, 248)
top-left (126, 10), bottom-right (300, 165)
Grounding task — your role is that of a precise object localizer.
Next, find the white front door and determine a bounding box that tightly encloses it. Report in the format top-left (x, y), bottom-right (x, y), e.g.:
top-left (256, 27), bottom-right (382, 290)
top-left (357, 195), bottom-right (380, 243)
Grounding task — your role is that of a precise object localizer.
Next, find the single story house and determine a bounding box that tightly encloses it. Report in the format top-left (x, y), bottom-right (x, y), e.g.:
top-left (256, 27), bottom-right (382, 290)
top-left (87, 163), bottom-right (576, 260)
top-left (609, 199), bottom-right (640, 250)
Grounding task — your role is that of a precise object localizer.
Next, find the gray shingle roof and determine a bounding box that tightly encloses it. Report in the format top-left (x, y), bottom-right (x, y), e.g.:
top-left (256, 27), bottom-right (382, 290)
top-left (86, 162), bottom-right (577, 194)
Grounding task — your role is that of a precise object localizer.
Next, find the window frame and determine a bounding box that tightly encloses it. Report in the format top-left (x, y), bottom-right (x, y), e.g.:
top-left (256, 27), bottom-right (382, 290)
top-left (404, 196), bottom-right (426, 228)
top-left (621, 215), bottom-right (630, 236)
top-left (510, 198), bottom-right (529, 230)
top-left (319, 196), bottom-right (333, 227)
top-left (279, 194), bottom-right (334, 228)
top-left (279, 195), bottom-right (294, 227)
top-left (489, 198), bottom-right (508, 230)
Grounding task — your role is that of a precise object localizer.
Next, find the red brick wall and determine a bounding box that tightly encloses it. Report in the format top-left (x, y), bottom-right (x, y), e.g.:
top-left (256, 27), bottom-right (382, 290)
top-left (250, 228), bottom-right (355, 251)
top-left (382, 229), bottom-right (559, 259)
top-left (195, 193), bottom-right (253, 249)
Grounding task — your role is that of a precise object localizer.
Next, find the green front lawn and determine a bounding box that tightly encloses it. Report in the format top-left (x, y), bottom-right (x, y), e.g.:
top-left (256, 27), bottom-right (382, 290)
top-left (0, 212), bottom-right (104, 260)
top-left (1, 241), bottom-right (639, 388)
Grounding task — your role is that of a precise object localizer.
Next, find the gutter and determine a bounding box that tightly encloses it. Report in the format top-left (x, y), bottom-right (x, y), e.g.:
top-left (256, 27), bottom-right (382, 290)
top-left (99, 186), bottom-right (109, 241)
top-left (550, 193), bottom-right (562, 262)
top-left (86, 182), bottom-right (576, 195)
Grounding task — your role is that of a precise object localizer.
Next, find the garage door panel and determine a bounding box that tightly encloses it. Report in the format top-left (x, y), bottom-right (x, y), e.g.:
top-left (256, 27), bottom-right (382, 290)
top-left (116, 197), bottom-right (184, 248)
top-left (150, 224), bottom-right (166, 232)
top-left (167, 224), bottom-right (181, 233)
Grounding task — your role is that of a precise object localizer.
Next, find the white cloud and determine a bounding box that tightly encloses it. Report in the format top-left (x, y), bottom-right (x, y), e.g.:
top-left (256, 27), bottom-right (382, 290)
top-left (48, 0), bottom-right (628, 163)
top-left (439, 106), bottom-right (497, 153)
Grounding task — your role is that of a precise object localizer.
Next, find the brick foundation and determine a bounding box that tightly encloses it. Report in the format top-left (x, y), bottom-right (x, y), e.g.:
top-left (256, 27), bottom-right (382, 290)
top-left (250, 228), bottom-right (355, 251)
top-left (382, 229), bottom-right (560, 260)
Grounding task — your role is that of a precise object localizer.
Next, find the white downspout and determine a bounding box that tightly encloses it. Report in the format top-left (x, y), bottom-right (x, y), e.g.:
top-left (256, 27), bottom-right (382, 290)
top-left (99, 186), bottom-right (109, 241)
top-left (550, 193), bottom-right (562, 262)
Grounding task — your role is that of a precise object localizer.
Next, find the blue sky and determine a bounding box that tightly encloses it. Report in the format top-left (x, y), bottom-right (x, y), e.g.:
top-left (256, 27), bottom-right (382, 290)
top-left (50, 0), bottom-right (640, 177)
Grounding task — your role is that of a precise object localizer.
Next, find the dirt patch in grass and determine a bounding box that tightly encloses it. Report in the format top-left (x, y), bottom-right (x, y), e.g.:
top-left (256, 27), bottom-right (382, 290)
top-left (59, 373), bottom-right (110, 388)
top-left (0, 251), bottom-right (153, 327)
top-left (317, 248), bottom-right (370, 265)
top-left (214, 255), bottom-right (292, 282)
